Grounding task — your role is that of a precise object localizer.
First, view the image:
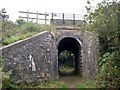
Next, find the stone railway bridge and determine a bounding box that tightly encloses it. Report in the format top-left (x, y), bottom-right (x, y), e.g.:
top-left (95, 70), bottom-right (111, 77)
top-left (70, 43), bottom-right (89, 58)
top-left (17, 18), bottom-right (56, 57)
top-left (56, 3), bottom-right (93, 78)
top-left (1, 27), bottom-right (99, 84)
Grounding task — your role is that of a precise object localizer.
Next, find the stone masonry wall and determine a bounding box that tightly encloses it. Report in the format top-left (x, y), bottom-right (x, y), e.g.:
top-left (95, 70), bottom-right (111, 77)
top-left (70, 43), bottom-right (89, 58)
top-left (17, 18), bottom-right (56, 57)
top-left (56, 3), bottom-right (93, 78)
top-left (50, 19), bottom-right (84, 27)
top-left (1, 31), bottom-right (58, 84)
top-left (82, 31), bottom-right (99, 79)
top-left (56, 30), bottom-right (98, 79)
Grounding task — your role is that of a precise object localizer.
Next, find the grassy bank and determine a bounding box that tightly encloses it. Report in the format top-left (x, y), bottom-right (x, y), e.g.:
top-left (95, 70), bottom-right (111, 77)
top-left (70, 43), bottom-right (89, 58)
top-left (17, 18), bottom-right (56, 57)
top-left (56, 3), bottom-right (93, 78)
top-left (4, 77), bottom-right (97, 88)
top-left (1, 20), bottom-right (55, 48)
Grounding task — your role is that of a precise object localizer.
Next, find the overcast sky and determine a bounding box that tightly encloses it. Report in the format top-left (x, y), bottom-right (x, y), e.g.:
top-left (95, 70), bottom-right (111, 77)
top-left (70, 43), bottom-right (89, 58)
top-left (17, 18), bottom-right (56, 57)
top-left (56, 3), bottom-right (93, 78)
top-left (0, 0), bottom-right (104, 22)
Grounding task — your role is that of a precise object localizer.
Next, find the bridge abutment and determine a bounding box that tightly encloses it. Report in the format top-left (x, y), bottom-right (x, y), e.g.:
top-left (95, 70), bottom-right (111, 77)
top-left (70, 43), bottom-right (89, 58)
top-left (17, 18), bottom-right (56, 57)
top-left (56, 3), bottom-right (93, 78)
top-left (1, 29), bottom-right (99, 84)
top-left (56, 29), bottom-right (98, 79)
top-left (1, 31), bottom-right (59, 84)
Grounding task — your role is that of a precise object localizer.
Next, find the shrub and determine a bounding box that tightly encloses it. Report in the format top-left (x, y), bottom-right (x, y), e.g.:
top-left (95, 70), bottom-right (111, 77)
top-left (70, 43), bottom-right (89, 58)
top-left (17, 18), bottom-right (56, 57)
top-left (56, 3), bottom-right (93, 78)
top-left (98, 51), bottom-right (120, 88)
top-left (85, 0), bottom-right (120, 88)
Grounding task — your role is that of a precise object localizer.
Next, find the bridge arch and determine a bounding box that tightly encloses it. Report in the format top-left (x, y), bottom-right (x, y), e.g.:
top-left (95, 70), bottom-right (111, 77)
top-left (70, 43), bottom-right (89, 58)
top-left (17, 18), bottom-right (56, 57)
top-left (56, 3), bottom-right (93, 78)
top-left (57, 37), bottom-right (82, 75)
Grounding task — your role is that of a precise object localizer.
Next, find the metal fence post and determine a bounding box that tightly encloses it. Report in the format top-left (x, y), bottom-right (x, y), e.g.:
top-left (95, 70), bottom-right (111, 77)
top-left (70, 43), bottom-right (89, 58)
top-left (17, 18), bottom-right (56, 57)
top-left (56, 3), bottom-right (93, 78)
top-left (73, 14), bottom-right (75, 25)
top-left (63, 13), bottom-right (65, 24)
top-left (27, 10), bottom-right (29, 22)
top-left (51, 13), bottom-right (54, 24)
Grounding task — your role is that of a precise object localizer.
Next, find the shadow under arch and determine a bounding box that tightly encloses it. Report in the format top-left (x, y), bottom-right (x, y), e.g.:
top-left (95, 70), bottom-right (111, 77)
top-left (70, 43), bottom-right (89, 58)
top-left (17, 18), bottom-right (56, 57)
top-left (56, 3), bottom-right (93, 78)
top-left (57, 37), bottom-right (82, 76)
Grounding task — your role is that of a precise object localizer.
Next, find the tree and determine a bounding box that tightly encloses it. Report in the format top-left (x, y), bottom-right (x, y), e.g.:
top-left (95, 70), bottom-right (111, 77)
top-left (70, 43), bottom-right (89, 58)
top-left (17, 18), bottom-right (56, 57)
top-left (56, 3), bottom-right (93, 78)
top-left (87, 0), bottom-right (120, 54)
top-left (85, 0), bottom-right (120, 88)
top-left (0, 8), bottom-right (9, 21)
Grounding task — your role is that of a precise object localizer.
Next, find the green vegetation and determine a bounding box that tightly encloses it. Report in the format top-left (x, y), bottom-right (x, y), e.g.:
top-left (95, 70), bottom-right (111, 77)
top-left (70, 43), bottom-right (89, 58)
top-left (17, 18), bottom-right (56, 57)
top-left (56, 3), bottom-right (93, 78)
top-left (14, 80), bottom-right (68, 88)
top-left (59, 50), bottom-right (75, 73)
top-left (77, 80), bottom-right (97, 88)
top-left (0, 57), bottom-right (13, 89)
top-left (0, 57), bottom-right (3, 89)
top-left (2, 76), bottom-right (96, 88)
top-left (19, 79), bottom-right (96, 88)
top-left (85, 0), bottom-right (120, 88)
top-left (1, 19), bottom-right (55, 47)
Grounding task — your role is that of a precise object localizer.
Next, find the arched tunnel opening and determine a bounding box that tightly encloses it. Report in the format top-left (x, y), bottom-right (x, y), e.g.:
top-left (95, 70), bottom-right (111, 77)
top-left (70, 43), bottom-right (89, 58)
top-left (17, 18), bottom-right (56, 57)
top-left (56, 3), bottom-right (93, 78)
top-left (58, 37), bottom-right (81, 76)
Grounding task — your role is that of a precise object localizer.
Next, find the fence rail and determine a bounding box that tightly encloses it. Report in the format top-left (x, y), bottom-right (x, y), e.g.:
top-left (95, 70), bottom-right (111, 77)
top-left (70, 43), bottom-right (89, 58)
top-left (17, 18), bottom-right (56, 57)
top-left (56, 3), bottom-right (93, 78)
top-left (19, 10), bottom-right (49, 24)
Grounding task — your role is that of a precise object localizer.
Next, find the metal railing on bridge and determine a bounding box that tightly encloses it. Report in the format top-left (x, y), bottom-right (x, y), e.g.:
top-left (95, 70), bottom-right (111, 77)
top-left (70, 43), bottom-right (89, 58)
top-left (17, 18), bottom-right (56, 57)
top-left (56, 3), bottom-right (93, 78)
top-left (50, 13), bottom-right (84, 27)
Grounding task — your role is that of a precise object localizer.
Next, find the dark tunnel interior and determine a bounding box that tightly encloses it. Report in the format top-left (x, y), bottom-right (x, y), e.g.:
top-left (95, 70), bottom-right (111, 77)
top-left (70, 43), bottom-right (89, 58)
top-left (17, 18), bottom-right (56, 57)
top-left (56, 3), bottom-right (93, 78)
top-left (58, 37), bottom-right (81, 76)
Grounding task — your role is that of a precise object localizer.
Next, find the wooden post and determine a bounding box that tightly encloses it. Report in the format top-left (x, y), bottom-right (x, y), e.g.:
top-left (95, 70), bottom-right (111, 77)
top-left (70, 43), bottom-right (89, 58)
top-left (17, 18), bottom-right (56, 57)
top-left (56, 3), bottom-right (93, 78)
top-left (45, 12), bottom-right (47, 25)
top-left (36, 11), bottom-right (38, 23)
top-left (27, 10), bottom-right (29, 22)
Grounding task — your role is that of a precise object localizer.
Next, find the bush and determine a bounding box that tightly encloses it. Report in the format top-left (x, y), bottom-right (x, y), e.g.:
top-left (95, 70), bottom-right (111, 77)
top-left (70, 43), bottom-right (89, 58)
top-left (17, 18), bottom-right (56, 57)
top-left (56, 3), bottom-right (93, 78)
top-left (58, 50), bottom-right (75, 68)
top-left (98, 51), bottom-right (120, 88)
top-left (85, 0), bottom-right (120, 88)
